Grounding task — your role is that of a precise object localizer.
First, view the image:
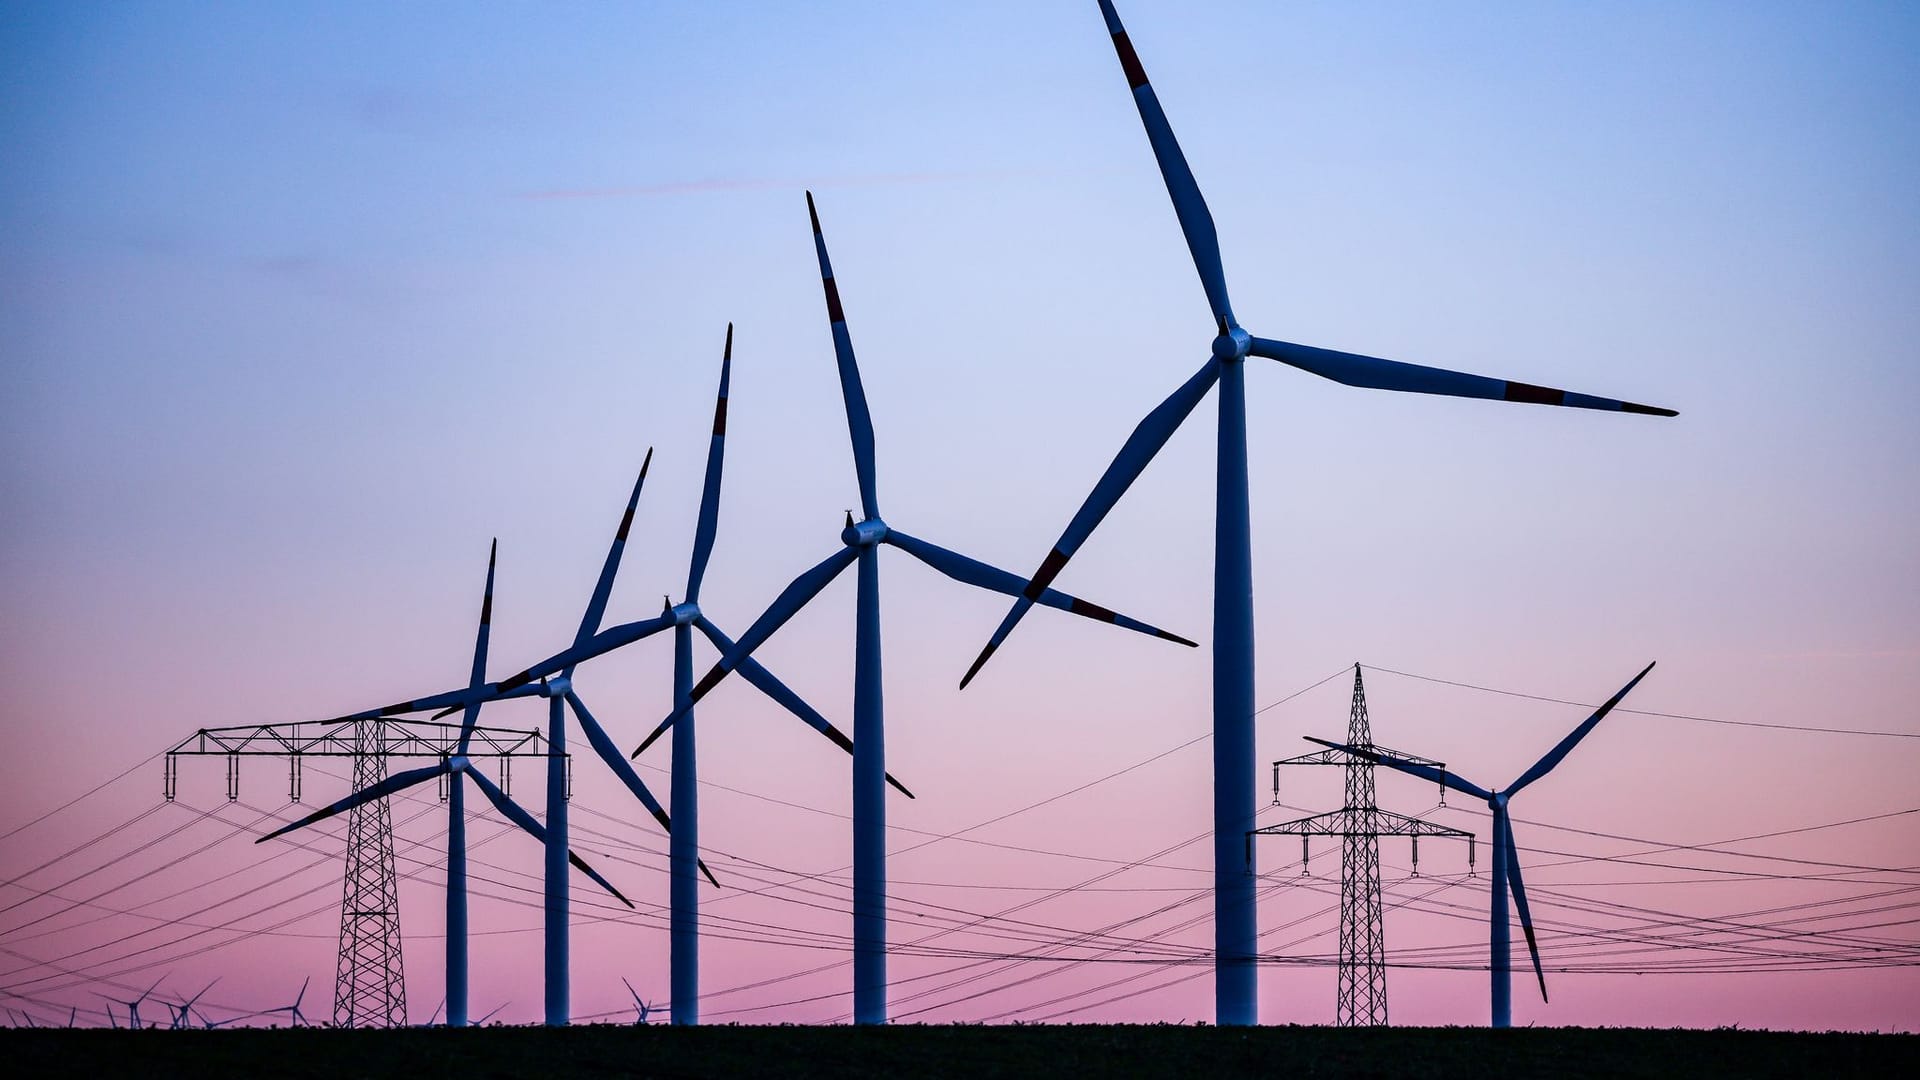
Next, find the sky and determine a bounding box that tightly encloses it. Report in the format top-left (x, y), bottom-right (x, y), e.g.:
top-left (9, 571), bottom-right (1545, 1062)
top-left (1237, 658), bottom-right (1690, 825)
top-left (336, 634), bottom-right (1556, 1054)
top-left (2, 0), bottom-right (1917, 1031)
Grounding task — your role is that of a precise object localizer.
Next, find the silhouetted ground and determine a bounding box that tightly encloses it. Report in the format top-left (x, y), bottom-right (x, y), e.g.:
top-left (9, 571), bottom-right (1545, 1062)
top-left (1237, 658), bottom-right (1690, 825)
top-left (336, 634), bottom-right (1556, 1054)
top-left (5, 1023), bottom-right (1916, 1078)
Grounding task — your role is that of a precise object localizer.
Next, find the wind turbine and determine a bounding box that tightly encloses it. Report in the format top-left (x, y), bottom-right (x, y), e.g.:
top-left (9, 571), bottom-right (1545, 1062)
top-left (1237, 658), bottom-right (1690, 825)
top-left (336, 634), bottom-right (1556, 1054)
top-left (1308, 661), bottom-right (1656, 1027)
top-left (621, 977), bottom-right (653, 1025)
top-left (636, 192), bottom-right (1197, 1025)
top-left (96, 974), bottom-right (165, 1030)
top-left (258, 977), bottom-right (313, 1028)
top-left (961, 0), bottom-right (1679, 1026)
top-left (258, 541), bottom-right (634, 1028)
top-left (167, 977), bottom-right (220, 1029)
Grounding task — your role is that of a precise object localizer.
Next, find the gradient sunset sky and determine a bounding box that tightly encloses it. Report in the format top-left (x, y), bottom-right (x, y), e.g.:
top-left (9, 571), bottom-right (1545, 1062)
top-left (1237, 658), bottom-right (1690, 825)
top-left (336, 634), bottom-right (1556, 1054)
top-left (3, 1), bottom-right (1916, 1030)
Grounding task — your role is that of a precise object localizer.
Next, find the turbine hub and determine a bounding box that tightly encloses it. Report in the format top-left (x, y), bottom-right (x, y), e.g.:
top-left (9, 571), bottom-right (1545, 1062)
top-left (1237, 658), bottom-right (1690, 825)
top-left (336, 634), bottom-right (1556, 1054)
top-left (1490, 791), bottom-right (1508, 810)
top-left (669, 601), bottom-right (700, 626)
top-left (841, 516), bottom-right (889, 548)
top-left (448, 754), bottom-right (470, 773)
top-left (539, 675), bottom-right (572, 699)
top-left (1210, 326), bottom-right (1252, 361)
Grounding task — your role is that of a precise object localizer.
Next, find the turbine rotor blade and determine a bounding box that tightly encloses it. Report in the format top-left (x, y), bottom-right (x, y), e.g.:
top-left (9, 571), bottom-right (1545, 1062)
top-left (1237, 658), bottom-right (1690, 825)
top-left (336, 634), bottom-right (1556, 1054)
top-left (564, 692), bottom-right (671, 830)
top-left (327, 684), bottom-right (486, 724)
top-left (694, 615), bottom-right (914, 799)
top-left (456, 539), bottom-right (498, 755)
top-left (465, 767), bottom-right (637, 906)
top-left (1247, 337), bottom-right (1678, 417)
top-left (886, 529), bottom-right (1195, 651)
top-left (686, 546), bottom-right (857, 709)
top-left (1304, 737), bottom-right (1493, 802)
top-left (1502, 815), bottom-right (1549, 1003)
top-left (1095, 0), bottom-right (1235, 330)
top-left (430, 681), bottom-right (543, 721)
top-left (468, 539), bottom-right (496, 690)
top-left (686, 326), bottom-right (732, 603)
top-left (255, 762), bottom-right (448, 842)
top-left (962, 357), bottom-right (1221, 688)
top-left (496, 612), bottom-right (677, 693)
top-left (572, 449), bottom-right (655, 662)
top-left (1507, 661), bottom-right (1655, 796)
top-left (806, 191), bottom-right (880, 519)
top-left (564, 691), bottom-right (718, 887)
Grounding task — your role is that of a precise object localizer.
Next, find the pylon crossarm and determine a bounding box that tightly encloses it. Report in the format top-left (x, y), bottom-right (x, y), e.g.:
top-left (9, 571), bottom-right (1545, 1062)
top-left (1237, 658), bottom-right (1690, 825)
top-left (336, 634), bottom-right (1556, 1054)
top-left (1271, 747), bottom-right (1349, 768)
top-left (1249, 810), bottom-right (1349, 836)
top-left (165, 719), bottom-right (547, 759)
top-left (1368, 809), bottom-right (1475, 839)
top-left (1274, 743), bottom-right (1447, 770)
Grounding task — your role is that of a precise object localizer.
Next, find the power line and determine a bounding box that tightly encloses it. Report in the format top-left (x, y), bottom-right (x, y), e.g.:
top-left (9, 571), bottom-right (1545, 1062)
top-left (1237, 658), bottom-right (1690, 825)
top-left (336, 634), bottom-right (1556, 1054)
top-left (1367, 664), bottom-right (1918, 739)
top-left (0, 752), bottom-right (162, 846)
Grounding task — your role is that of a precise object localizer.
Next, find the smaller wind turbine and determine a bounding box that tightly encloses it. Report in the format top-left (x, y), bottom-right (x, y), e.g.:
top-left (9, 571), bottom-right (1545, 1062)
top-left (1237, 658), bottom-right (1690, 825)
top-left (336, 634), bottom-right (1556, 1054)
top-left (1308, 661), bottom-right (1656, 1028)
top-left (621, 978), bottom-right (654, 1025)
top-left (97, 975), bottom-right (166, 1030)
top-left (476, 1001), bottom-right (511, 1026)
top-left (421, 998), bottom-right (446, 1028)
top-left (257, 977), bottom-right (313, 1029)
top-left (259, 540), bottom-right (635, 1027)
top-left (167, 977), bottom-right (220, 1029)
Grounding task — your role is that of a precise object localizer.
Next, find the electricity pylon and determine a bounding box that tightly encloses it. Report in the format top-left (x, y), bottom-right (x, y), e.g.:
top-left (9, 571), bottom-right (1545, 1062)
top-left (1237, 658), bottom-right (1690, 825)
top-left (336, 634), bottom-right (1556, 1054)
top-left (1250, 665), bottom-right (1472, 1026)
top-left (333, 712), bottom-right (406, 1028)
top-left (166, 715), bottom-right (554, 1027)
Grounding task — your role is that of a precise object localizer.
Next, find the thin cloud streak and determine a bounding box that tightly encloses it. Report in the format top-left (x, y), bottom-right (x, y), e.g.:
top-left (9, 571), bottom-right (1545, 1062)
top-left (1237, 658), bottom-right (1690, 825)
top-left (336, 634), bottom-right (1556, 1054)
top-left (514, 167), bottom-right (1064, 201)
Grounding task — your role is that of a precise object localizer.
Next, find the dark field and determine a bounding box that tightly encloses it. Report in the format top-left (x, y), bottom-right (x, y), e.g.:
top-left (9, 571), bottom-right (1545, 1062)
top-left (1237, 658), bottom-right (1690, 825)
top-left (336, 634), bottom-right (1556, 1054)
top-left (6, 1023), bottom-right (1916, 1078)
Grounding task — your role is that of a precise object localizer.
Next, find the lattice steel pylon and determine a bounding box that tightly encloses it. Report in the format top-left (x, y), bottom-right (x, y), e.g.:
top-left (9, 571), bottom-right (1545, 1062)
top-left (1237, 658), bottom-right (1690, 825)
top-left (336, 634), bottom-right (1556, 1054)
top-left (333, 715), bottom-right (407, 1028)
top-left (1251, 665), bottom-right (1473, 1026)
top-left (1333, 673), bottom-right (1388, 1027)
top-left (167, 713), bottom-right (553, 1029)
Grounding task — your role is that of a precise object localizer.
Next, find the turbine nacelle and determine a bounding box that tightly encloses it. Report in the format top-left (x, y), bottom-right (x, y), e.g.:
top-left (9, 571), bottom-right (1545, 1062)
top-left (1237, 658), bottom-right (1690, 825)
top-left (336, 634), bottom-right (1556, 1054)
top-left (841, 515), bottom-right (889, 548)
top-left (1211, 326), bottom-right (1252, 361)
top-left (537, 675), bottom-right (572, 700)
top-left (668, 601), bottom-right (701, 627)
top-left (446, 754), bottom-right (471, 774)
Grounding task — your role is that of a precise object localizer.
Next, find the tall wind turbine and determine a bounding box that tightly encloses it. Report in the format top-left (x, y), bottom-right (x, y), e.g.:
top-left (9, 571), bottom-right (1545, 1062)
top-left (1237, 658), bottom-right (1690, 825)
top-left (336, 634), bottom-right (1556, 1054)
top-left (258, 541), bottom-right (634, 1028)
top-left (1309, 661), bottom-right (1656, 1027)
top-left (637, 191), bottom-right (1197, 1025)
top-left (962, 0), bottom-right (1679, 1026)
